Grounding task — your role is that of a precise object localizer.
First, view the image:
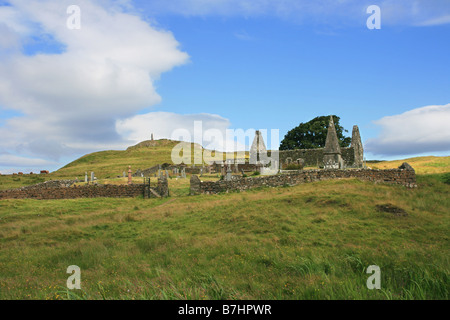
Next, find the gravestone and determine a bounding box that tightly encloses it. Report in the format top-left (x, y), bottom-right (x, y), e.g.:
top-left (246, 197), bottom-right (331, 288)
top-left (128, 166), bottom-right (132, 185)
top-left (85, 172), bottom-right (88, 183)
top-left (225, 167), bottom-right (232, 181)
top-left (91, 172), bottom-right (94, 183)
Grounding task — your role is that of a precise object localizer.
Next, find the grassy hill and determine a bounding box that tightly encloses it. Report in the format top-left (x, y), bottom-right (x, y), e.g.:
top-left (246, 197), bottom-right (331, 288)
top-left (0, 139), bottom-right (242, 190)
top-left (54, 139), bottom-right (246, 179)
top-left (55, 139), bottom-right (185, 179)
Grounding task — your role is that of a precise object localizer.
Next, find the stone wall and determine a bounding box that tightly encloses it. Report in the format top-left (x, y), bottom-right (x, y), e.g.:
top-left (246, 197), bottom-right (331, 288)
top-left (276, 147), bottom-right (355, 168)
top-left (133, 165), bottom-right (160, 177)
top-left (190, 164), bottom-right (416, 195)
top-left (0, 183), bottom-right (146, 200)
top-left (21, 179), bottom-right (79, 190)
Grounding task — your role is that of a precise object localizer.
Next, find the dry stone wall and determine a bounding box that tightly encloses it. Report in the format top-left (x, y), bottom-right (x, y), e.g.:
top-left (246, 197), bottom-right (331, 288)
top-left (190, 164), bottom-right (417, 195)
top-left (0, 183), bottom-right (146, 200)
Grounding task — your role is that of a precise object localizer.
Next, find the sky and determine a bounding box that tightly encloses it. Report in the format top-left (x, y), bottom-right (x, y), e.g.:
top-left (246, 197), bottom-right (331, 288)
top-left (0, 0), bottom-right (449, 174)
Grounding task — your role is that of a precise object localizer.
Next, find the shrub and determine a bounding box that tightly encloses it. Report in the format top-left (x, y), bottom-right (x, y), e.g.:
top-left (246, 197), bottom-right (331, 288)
top-left (284, 164), bottom-right (304, 170)
top-left (442, 173), bottom-right (450, 185)
top-left (252, 171), bottom-right (260, 176)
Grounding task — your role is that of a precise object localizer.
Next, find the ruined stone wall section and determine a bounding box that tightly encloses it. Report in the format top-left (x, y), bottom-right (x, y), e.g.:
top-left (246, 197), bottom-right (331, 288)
top-left (0, 184), bottom-right (145, 200)
top-left (277, 148), bottom-right (355, 167)
top-left (191, 167), bottom-right (416, 195)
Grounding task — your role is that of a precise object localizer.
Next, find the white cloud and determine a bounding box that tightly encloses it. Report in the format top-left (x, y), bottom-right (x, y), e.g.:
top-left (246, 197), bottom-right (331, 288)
top-left (417, 14), bottom-right (450, 26)
top-left (365, 104), bottom-right (450, 156)
top-left (0, 0), bottom-right (189, 161)
top-left (0, 153), bottom-right (58, 167)
top-left (137, 0), bottom-right (450, 26)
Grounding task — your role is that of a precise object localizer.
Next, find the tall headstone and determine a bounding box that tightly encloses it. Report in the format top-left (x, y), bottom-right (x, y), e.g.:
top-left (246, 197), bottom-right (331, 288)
top-left (85, 172), bottom-right (88, 183)
top-left (91, 172), bottom-right (95, 183)
top-left (323, 116), bottom-right (344, 169)
top-left (151, 133), bottom-right (154, 141)
top-left (351, 125), bottom-right (364, 168)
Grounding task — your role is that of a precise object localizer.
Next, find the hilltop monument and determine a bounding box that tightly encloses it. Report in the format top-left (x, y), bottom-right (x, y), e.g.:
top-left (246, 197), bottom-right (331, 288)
top-left (323, 116), bottom-right (344, 169)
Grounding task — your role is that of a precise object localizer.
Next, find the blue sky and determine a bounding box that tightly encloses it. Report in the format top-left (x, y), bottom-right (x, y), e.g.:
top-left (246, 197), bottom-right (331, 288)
top-left (0, 0), bottom-right (449, 174)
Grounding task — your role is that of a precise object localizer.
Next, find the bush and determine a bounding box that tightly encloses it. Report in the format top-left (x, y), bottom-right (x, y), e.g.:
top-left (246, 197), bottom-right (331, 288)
top-left (284, 164), bottom-right (304, 170)
top-left (442, 173), bottom-right (450, 185)
top-left (252, 171), bottom-right (260, 176)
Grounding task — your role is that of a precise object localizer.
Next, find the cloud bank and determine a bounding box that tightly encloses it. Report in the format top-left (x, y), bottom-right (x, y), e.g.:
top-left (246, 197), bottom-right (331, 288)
top-left (365, 104), bottom-right (450, 156)
top-left (0, 0), bottom-right (189, 169)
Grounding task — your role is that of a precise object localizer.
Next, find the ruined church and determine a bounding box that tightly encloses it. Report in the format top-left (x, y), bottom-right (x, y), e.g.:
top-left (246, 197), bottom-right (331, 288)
top-left (253, 116), bottom-right (364, 169)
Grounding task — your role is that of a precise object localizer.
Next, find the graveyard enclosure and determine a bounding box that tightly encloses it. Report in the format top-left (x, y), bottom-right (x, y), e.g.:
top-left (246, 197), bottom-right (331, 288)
top-left (190, 165), bottom-right (417, 195)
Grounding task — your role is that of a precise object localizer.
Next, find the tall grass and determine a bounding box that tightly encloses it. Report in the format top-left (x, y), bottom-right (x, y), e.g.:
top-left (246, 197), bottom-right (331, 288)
top-left (0, 173), bottom-right (448, 300)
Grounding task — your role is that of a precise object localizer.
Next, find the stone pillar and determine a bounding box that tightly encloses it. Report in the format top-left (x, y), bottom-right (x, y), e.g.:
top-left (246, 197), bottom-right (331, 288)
top-left (351, 125), bottom-right (364, 168)
top-left (128, 166), bottom-right (132, 185)
top-left (91, 172), bottom-right (94, 183)
top-left (190, 175), bottom-right (201, 195)
top-left (85, 172), bottom-right (88, 183)
top-left (157, 176), bottom-right (169, 197)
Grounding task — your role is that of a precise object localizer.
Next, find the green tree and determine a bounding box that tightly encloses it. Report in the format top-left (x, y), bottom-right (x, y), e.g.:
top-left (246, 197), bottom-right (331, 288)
top-left (279, 115), bottom-right (351, 150)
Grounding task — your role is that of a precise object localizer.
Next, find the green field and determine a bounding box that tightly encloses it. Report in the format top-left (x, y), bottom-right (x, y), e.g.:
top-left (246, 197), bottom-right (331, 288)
top-left (0, 174), bottom-right (449, 299)
top-left (0, 144), bottom-right (449, 300)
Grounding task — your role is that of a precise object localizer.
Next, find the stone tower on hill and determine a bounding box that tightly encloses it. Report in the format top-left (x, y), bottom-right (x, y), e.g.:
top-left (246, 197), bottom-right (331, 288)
top-left (351, 125), bottom-right (364, 168)
top-left (323, 116), bottom-right (344, 169)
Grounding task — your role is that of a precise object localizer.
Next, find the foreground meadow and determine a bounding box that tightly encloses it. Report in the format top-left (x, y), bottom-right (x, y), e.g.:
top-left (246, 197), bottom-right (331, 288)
top-left (0, 173), bottom-right (448, 300)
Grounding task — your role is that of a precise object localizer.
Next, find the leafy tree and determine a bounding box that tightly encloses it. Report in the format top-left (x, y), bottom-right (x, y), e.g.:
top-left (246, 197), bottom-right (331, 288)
top-left (279, 115), bottom-right (351, 150)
